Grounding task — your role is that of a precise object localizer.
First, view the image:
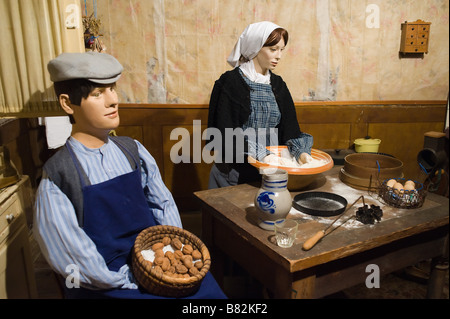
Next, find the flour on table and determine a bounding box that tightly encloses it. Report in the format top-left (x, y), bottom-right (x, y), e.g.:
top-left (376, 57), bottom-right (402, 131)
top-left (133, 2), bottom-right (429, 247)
top-left (290, 177), bottom-right (389, 229)
top-left (290, 184), bottom-right (406, 229)
top-left (290, 206), bottom-right (368, 229)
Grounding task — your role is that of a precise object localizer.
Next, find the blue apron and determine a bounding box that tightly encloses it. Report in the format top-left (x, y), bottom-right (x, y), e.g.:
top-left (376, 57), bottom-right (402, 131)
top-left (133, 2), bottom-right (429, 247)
top-left (63, 140), bottom-right (226, 299)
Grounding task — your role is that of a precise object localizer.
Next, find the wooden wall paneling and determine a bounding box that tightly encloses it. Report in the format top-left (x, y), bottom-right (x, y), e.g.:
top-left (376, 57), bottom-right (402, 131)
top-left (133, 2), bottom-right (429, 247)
top-left (299, 123), bottom-right (352, 150)
top-left (114, 126), bottom-right (143, 143)
top-left (162, 124), bottom-right (213, 210)
top-left (369, 122), bottom-right (445, 181)
top-left (144, 120), bottom-right (164, 173)
top-left (296, 105), bottom-right (369, 148)
top-left (158, 108), bottom-right (209, 186)
top-left (118, 105), bottom-right (210, 210)
top-left (164, 108), bottom-right (209, 210)
top-left (361, 103), bottom-right (446, 181)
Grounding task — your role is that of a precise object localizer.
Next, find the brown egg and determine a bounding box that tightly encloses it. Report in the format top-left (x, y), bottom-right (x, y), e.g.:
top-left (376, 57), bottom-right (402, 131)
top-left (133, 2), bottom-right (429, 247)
top-left (404, 180), bottom-right (415, 191)
top-left (393, 182), bottom-right (404, 194)
top-left (404, 180), bottom-right (415, 187)
top-left (386, 179), bottom-right (397, 188)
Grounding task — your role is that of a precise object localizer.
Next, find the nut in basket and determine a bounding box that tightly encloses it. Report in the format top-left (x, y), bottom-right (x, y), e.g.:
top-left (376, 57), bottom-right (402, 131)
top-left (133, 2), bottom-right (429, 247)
top-left (379, 178), bottom-right (426, 209)
top-left (132, 225), bottom-right (211, 297)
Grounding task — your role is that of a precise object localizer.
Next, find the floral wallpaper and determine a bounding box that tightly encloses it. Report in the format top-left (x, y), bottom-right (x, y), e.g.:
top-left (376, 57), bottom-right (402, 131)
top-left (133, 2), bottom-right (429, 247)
top-left (82, 0), bottom-right (449, 103)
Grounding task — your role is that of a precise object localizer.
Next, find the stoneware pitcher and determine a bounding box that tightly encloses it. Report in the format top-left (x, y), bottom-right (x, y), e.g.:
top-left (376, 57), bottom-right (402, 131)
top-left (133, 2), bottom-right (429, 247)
top-left (254, 168), bottom-right (292, 230)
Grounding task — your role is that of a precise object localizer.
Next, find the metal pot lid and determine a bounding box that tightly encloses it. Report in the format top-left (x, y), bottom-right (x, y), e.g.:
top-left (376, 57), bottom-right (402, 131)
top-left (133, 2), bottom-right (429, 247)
top-left (292, 191), bottom-right (348, 217)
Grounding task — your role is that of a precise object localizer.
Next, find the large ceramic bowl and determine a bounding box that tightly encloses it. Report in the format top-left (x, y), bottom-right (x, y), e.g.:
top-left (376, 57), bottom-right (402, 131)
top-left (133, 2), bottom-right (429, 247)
top-left (248, 146), bottom-right (334, 190)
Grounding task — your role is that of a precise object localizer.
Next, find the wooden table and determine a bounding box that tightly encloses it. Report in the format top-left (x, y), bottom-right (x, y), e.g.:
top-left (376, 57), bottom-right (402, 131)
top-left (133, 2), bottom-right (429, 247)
top-left (194, 166), bottom-right (449, 299)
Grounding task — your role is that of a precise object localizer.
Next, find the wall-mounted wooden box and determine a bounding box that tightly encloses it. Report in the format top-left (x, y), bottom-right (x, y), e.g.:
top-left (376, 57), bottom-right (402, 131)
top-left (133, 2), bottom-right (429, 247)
top-left (400, 20), bottom-right (431, 54)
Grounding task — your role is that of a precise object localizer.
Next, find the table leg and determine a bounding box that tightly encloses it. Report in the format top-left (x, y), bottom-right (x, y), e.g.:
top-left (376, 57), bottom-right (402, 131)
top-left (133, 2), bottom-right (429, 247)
top-left (272, 268), bottom-right (316, 299)
top-left (291, 275), bottom-right (316, 299)
top-left (426, 235), bottom-right (449, 299)
top-left (201, 209), bottom-right (225, 288)
top-left (426, 258), bottom-right (449, 298)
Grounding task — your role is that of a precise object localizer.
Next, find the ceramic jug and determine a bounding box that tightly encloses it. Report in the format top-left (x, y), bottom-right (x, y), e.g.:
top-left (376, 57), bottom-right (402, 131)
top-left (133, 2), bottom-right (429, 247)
top-left (254, 169), bottom-right (292, 230)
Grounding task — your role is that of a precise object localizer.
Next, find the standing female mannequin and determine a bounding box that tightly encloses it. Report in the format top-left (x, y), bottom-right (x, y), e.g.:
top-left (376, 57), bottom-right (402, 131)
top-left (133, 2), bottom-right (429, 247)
top-left (207, 21), bottom-right (313, 188)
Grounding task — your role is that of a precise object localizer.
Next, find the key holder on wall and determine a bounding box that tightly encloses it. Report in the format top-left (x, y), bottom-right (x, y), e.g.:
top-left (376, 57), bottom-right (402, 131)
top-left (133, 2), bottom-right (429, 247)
top-left (399, 19), bottom-right (431, 57)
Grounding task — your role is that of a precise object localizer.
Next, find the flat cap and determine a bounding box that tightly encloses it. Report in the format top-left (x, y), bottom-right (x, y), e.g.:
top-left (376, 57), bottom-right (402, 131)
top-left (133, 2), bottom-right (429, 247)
top-left (48, 52), bottom-right (123, 84)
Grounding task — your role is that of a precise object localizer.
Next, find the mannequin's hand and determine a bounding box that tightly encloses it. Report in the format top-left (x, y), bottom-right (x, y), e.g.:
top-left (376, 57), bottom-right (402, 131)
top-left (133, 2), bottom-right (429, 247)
top-left (298, 153), bottom-right (313, 165)
top-left (263, 154), bottom-right (283, 165)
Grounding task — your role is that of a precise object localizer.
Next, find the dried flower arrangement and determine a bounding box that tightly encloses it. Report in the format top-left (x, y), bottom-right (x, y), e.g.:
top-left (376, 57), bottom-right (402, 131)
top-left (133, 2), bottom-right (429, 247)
top-left (83, 13), bottom-right (106, 52)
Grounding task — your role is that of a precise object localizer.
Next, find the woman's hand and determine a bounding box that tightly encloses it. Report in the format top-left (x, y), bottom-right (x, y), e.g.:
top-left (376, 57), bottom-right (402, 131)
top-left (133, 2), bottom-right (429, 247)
top-left (298, 153), bottom-right (313, 165)
top-left (263, 153), bottom-right (286, 166)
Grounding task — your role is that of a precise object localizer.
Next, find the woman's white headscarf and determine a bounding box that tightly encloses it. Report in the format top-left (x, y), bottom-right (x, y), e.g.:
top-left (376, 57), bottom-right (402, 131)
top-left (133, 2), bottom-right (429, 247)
top-left (227, 21), bottom-right (282, 68)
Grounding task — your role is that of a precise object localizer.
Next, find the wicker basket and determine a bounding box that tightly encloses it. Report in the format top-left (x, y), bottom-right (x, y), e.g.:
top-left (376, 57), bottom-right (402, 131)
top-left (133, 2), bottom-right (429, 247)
top-left (132, 225), bottom-right (211, 297)
top-left (378, 178), bottom-right (426, 209)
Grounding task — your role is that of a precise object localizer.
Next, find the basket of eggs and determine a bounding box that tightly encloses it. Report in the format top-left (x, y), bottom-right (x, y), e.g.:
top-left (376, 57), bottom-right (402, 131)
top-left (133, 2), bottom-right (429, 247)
top-left (131, 225), bottom-right (211, 297)
top-left (379, 178), bottom-right (426, 209)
